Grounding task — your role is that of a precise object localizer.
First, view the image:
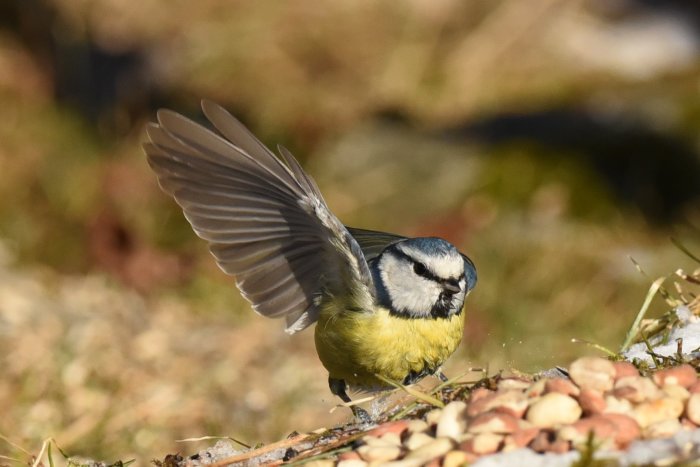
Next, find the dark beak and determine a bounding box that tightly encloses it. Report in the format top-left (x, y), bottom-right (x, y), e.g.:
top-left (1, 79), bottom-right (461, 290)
top-left (443, 280), bottom-right (461, 295)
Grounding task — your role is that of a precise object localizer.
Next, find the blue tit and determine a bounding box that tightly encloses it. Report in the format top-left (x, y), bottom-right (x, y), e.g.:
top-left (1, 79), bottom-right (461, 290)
top-left (144, 101), bottom-right (477, 420)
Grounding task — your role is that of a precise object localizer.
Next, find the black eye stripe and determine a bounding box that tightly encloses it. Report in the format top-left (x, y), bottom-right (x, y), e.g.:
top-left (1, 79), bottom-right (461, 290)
top-left (388, 245), bottom-right (463, 286)
top-left (413, 262), bottom-right (427, 276)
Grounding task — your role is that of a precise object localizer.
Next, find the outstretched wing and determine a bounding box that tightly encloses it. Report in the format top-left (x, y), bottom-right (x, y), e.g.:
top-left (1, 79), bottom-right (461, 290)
top-left (144, 100), bottom-right (374, 333)
top-left (346, 227), bottom-right (407, 262)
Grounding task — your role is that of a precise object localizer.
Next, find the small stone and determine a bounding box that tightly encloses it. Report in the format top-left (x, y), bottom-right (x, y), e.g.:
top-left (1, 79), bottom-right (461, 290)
top-left (460, 433), bottom-right (503, 455)
top-left (467, 390), bottom-right (529, 418)
top-left (503, 427), bottom-right (540, 450)
top-left (498, 377), bottom-right (531, 391)
top-left (653, 364), bottom-right (697, 388)
top-left (366, 420), bottom-right (409, 438)
top-left (406, 419), bottom-right (429, 434)
top-left (632, 397), bottom-right (684, 428)
top-left (526, 379), bottom-right (547, 398)
top-left (469, 387), bottom-right (493, 403)
top-left (548, 440), bottom-right (571, 454)
top-left (403, 432), bottom-right (435, 451)
top-left (337, 458), bottom-right (367, 467)
top-left (600, 413), bottom-right (641, 448)
top-left (467, 411), bottom-right (520, 434)
top-left (357, 444), bottom-right (402, 462)
top-left (545, 378), bottom-right (580, 397)
top-left (380, 432), bottom-right (402, 446)
top-left (338, 451), bottom-right (363, 461)
top-left (688, 380), bottom-right (700, 394)
top-left (613, 376), bottom-right (662, 403)
top-left (644, 418), bottom-right (682, 439)
top-left (603, 395), bottom-right (633, 415)
top-left (663, 384), bottom-right (690, 401)
top-left (613, 361), bottom-right (640, 380)
top-left (425, 408), bottom-right (443, 427)
top-left (578, 389), bottom-right (606, 415)
top-left (558, 416), bottom-right (617, 448)
top-left (303, 460), bottom-right (335, 467)
top-left (569, 357), bottom-right (616, 392)
top-left (436, 401), bottom-right (467, 440)
top-left (681, 417), bottom-right (698, 430)
top-left (404, 437), bottom-right (454, 462)
top-left (442, 450), bottom-right (471, 467)
top-left (529, 430), bottom-right (555, 453)
top-left (685, 393), bottom-right (700, 425)
top-left (526, 393), bottom-right (582, 428)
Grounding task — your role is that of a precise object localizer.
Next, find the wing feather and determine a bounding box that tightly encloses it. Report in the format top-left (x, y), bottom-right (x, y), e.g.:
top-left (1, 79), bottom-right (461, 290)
top-left (144, 101), bottom-right (375, 333)
top-left (346, 227), bottom-right (407, 262)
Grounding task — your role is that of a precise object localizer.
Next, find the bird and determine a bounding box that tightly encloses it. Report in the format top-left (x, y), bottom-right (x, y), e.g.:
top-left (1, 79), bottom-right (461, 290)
top-left (143, 100), bottom-right (477, 420)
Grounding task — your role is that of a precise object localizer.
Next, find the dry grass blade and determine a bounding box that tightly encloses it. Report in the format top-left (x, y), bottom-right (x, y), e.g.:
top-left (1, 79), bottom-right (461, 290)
top-left (176, 436), bottom-right (250, 449)
top-left (671, 237), bottom-right (700, 264)
top-left (570, 338), bottom-right (617, 357)
top-left (204, 433), bottom-right (309, 467)
top-left (374, 374), bottom-right (445, 408)
top-left (620, 276), bottom-right (666, 352)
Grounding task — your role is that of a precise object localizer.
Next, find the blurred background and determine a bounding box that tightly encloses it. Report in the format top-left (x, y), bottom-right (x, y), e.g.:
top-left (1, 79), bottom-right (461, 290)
top-left (1, 0), bottom-right (699, 462)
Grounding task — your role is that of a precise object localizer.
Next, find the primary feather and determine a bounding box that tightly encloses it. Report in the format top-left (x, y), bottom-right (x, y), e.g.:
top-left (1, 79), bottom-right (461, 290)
top-left (144, 100), bottom-right (374, 333)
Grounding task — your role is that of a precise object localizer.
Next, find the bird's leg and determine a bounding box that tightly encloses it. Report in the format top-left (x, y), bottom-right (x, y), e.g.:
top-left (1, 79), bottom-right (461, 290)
top-left (329, 377), bottom-right (371, 423)
top-left (436, 371), bottom-right (449, 383)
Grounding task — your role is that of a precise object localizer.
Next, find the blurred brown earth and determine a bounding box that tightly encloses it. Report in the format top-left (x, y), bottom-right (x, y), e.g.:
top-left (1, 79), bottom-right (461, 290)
top-left (0, 0), bottom-right (699, 462)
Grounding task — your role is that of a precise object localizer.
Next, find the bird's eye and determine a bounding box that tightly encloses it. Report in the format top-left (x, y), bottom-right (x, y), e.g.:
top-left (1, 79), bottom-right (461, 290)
top-left (413, 262), bottom-right (427, 276)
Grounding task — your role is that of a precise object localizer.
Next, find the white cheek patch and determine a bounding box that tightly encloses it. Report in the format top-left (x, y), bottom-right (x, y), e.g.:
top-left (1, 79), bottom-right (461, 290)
top-left (430, 258), bottom-right (464, 281)
top-left (379, 254), bottom-right (441, 316)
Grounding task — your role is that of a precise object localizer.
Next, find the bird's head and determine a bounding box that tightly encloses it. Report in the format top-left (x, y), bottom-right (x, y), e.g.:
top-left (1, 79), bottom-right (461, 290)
top-left (372, 238), bottom-right (476, 319)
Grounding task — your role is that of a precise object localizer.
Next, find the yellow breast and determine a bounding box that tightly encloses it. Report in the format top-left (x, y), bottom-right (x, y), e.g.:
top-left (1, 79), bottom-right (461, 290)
top-left (314, 305), bottom-right (466, 389)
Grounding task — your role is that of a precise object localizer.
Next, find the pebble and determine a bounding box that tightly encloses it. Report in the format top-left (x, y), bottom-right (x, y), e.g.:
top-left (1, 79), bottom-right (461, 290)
top-left (469, 387), bottom-right (493, 403)
top-left (335, 361), bottom-right (699, 464)
top-left (578, 389), bottom-right (606, 415)
top-left (614, 376), bottom-right (663, 403)
top-left (304, 460), bottom-right (335, 467)
top-left (403, 437), bottom-right (453, 462)
top-left (460, 433), bottom-right (503, 455)
top-left (425, 408), bottom-right (443, 427)
top-left (688, 380), bottom-right (700, 394)
top-left (601, 413), bottom-right (641, 447)
top-left (569, 357), bottom-right (616, 392)
top-left (435, 401), bottom-right (467, 440)
top-left (365, 420), bottom-right (409, 438)
top-left (544, 378), bottom-right (580, 397)
top-left (497, 377), bottom-right (531, 391)
top-left (467, 411), bottom-right (520, 434)
top-left (529, 430), bottom-right (556, 453)
top-left (403, 432), bottom-right (435, 451)
top-left (558, 415), bottom-right (617, 446)
top-left (503, 426), bottom-right (540, 450)
top-left (337, 459), bottom-right (367, 467)
top-left (633, 397), bottom-right (684, 428)
top-left (653, 364), bottom-right (697, 388)
top-left (357, 444), bottom-right (402, 462)
top-left (613, 361), bottom-right (640, 380)
top-left (526, 393), bottom-right (582, 428)
top-left (405, 419), bottom-right (429, 434)
top-left (467, 390), bottom-right (529, 418)
top-left (644, 418), bottom-right (683, 439)
top-left (603, 395), bottom-right (633, 415)
top-left (526, 379), bottom-right (547, 398)
top-left (662, 384), bottom-right (690, 401)
top-left (442, 450), bottom-right (471, 467)
top-left (685, 393), bottom-right (700, 425)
